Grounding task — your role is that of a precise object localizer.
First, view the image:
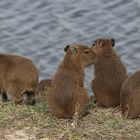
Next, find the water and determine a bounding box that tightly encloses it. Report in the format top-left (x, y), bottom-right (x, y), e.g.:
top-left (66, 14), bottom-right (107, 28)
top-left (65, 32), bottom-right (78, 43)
top-left (0, 0), bottom-right (140, 94)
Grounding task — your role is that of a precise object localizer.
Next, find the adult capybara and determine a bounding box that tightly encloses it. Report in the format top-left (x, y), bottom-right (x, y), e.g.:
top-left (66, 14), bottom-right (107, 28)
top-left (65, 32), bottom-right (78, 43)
top-left (0, 53), bottom-right (39, 105)
top-left (120, 70), bottom-right (140, 118)
top-left (91, 38), bottom-right (127, 107)
top-left (47, 44), bottom-right (96, 118)
top-left (36, 79), bottom-right (52, 96)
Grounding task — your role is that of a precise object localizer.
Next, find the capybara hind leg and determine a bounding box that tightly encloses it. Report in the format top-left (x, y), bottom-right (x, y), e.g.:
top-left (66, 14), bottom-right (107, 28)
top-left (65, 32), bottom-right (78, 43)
top-left (122, 104), bottom-right (135, 118)
top-left (75, 89), bottom-right (89, 117)
top-left (92, 80), bottom-right (117, 107)
top-left (48, 102), bottom-right (69, 118)
top-left (52, 106), bottom-right (69, 118)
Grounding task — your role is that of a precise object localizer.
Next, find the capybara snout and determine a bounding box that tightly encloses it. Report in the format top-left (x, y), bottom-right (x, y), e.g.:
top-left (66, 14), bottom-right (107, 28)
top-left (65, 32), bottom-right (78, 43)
top-left (22, 91), bottom-right (36, 105)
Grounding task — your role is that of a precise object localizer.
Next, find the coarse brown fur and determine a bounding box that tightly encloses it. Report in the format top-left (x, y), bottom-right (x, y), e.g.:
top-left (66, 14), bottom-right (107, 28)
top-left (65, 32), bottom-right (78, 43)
top-left (0, 53), bottom-right (39, 105)
top-left (47, 44), bottom-right (96, 118)
top-left (91, 38), bottom-right (127, 107)
top-left (120, 70), bottom-right (140, 118)
top-left (36, 79), bottom-right (52, 97)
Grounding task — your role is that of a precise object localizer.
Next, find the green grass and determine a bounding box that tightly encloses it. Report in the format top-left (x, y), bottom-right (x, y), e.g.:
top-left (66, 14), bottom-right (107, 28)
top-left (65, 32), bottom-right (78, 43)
top-left (0, 98), bottom-right (140, 140)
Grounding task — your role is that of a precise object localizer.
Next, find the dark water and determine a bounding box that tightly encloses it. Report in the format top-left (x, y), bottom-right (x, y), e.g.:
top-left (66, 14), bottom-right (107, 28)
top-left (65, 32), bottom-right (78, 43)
top-left (0, 0), bottom-right (140, 94)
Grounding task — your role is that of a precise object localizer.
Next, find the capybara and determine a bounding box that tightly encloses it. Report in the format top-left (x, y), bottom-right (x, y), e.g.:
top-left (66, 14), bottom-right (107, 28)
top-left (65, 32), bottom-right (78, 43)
top-left (47, 44), bottom-right (96, 118)
top-left (36, 79), bottom-right (52, 96)
top-left (91, 38), bottom-right (127, 107)
top-left (120, 70), bottom-right (140, 118)
top-left (0, 53), bottom-right (39, 105)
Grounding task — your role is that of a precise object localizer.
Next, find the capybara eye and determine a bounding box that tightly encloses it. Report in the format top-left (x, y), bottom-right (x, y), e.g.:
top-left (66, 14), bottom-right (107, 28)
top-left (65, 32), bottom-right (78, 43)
top-left (92, 43), bottom-right (95, 46)
top-left (84, 50), bottom-right (90, 54)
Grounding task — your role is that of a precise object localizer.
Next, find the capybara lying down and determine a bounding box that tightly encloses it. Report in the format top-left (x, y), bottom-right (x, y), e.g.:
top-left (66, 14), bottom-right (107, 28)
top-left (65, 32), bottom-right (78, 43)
top-left (91, 38), bottom-right (127, 107)
top-left (47, 44), bottom-right (96, 118)
top-left (36, 79), bottom-right (52, 96)
top-left (120, 70), bottom-right (140, 118)
top-left (0, 53), bottom-right (39, 105)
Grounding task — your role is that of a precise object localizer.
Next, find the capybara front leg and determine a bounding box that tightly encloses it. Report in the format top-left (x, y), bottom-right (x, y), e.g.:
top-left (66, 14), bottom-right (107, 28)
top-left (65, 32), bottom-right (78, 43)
top-left (75, 89), bottom-right (89, 117)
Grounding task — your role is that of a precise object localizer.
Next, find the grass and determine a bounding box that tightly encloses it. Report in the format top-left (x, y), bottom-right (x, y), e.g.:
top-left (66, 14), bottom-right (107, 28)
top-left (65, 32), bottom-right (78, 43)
top-left (0, 97), bottom-right (140, 140)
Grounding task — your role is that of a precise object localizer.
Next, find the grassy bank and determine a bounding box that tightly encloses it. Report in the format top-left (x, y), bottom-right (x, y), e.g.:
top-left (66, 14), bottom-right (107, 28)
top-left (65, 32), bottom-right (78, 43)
top-left (0, 98), bottom-right (140, 140)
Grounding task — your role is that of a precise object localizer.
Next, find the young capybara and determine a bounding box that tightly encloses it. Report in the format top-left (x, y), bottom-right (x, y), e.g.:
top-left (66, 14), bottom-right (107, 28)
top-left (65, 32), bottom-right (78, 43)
top-left (47, 44), bottom-right (96, 118)
top-left (36, 79), bottom-right (52, 96)
top-left (91, 38), bottom-right (127, 107)
top-left (0, 53), bottom-right (39, 105)
top-left (120, 70), bottom-right (140, 118)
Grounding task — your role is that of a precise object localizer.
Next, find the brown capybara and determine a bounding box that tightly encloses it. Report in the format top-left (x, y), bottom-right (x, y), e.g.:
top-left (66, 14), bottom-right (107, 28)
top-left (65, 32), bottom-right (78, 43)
top-left (120, 70), bottom-right (140, 118)
top-left (47, 44), bottom-right (96, 118)
top-left (91, 38), bottom-right (127, 107)
top-left (0, 53), bottom-right (39, 105)
top-left (36, 79), bottom-right (52, 96)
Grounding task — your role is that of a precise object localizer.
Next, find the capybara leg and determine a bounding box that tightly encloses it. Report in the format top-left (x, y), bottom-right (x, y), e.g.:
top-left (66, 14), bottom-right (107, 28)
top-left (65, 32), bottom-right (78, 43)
top-left (49, 104), bottom-right (69, 118)
top-left (92, 80), bottom-right (104, 107)
top-left (124, 105), bottom-right (136, 119)
top-left (75, 89), bottom-right (89, 117)
top-left (92, 80), bottom-right (118, 107)
top-left (121, 102), bottom-right (127, 116)
top-left (122, 104), bottom-right (134, 118)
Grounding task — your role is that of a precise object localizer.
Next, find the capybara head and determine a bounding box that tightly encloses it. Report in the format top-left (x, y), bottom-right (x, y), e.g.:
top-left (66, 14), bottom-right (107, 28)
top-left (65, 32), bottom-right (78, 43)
top-left (91, 38), bottom-right (115, 56)
top-left (22, 91), bottom-right (36, 105)
top-left (64, 44), bottom-right (96, 68)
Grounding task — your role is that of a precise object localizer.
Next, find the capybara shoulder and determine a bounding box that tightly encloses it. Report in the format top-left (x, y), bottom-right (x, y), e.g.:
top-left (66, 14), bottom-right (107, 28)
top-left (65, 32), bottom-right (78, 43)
top-left (91, 38), bottom-right (127, 107)
top-left (47, 44), bottom-right (96, 118)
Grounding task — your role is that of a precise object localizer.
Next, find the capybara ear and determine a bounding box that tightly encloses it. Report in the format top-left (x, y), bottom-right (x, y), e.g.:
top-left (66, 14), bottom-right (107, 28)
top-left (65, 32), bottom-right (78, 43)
top-left (111, 38), bottom-right (115, 47)
top-left (99, 39), bottom-right (104, 47)
top-left (70, 46), bottom-right (78, 55)
top-left (64, 45), bottom-right (70, 52)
